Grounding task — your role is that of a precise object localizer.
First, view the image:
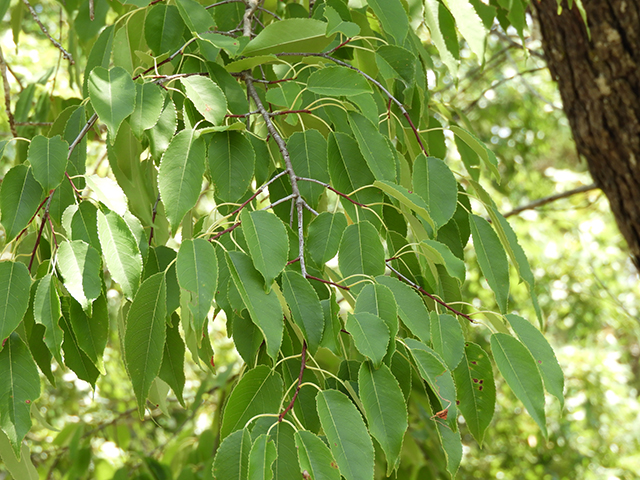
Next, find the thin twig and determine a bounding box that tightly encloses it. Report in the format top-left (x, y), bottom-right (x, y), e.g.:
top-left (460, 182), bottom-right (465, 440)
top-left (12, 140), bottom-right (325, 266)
top-left (276, 52), bottom-right (428, 157)
top-left (0, 45), bottom-right (17, 137)
top-left (15, 122), bottom-right (53, 126)
top-left (296, 176), bottom-right (367, 207)
top-left (243, 72), bottom-right (309, 277)
top-left (229, 169), bottom-right (288, 217)
top-left (5, 62), bottom-right (23, 90)
top-left (209, 222), bottom-right (241, 241)
top-left (262, 193), bottom-right (296, 210)
top-left (29, 194), bottom-right (53, 272)
top-left (21, 0), bottom-right (74, 64)
top-left (205, 0), bottom-right (242, 9)
top-left (279, 342), bottom-right (307, 422)
top-left (257, 5), bottom-right (281, 20)
top-left (386, 261), bottom-right (474, 323)
top-left (503, 183), bottom-right (598, 218)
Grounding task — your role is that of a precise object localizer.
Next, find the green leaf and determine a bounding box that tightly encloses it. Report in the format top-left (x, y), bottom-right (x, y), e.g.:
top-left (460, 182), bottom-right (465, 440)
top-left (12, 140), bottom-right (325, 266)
top-left (57, 240), bottom-right (102, 313)
top-left (269, 421), bottom-right (300, 480)
top-left (367, 0), bottom-right (409, 44)
top-left (420, 239), bottom-right (465, 283)
top-left (213, 428), bottom-right (252, 480)
top-left (66, 296), bottom-right (109, 374)
top-left (0, 334), bottom-right (40, 455)
top-left (281, 271), bottom-right (324, 354)
top-left (181, 76), bottom-right (227, 126)
top-left (33, 273), bottom-right (63, 365)
top-left (323, 5), bottom-right (360, 37)
top-left (375, 45), bottom-right (416, 87)
top-left (97, 210), bottom-right (142, 300)
top-left (358, 362), bottom-right (407, 475)
top-left (176, 0), bottom-right (215, 34)
top-left (144, 4), bottom-right (186, 56)
top-left (59, 313), bottom-right (100, 386)
top-left (158, 128), bottom-right (206, 232)
top-left (88, 66), bottom-right (136, 142)
top-left (0, 429), bottom-right (38, 480)
top-left (375, 276), bottom-right (430, 344)
top-left (248, 434), bottom-right (276, 480)
top-left (307, 212), bottom-right (347, 267)
top-left (506, 314), bottom-right (564, 408)
top-left (125, 272), bottom-right (167, 417)
top-left (338, 221), bottom-right (385, 289)
top-left (307, 66), bottom-right (372, 97)
top-left (200, 32), bottom-right (246, 58)
top-left (69, 202), bottom-right (102, 254)
top-left (0, 261), bottom-right (31, 346)
top-left (208, 131), bottom-right (255, 203)
top-left (130, 83), bottom-right (164, 138)
top-left (177, 238), bottom-right (217, 336)
top-left (450, 126), bottom-right (499, 180)
top-left (405, 339), bottom-right (458, 430)
top-left (470, 215), bottom-right (509, 312)
top-left (316, 389), bottom-right (374, 480)
top-left (148, 97), bottom-right (178, 160)
top-left (224, 55), bottom-right (286, 73)
top-left (85, 174), bottom-right (128, 216)
top-left (220, 365), bottom-right (283, 439)
top-left (226, 251), bottom-right (283, 359)
top-left (443, 0), bottom-right (486, 61)
top-left (240, 210), bottom-right (288, 291)
top-left (0, 165), bottom-right (43, 242)
top-left (412, 154), bottom-right (458, 230)
top-left (345, 312), bottom-right (389, 368)
top-left (423, 0), bottom-right (458, 76)
top-left (453, 342), bottom-right (495, 446)
top-left (294, 430), bottom-right (340, 480)
top-left (490, 333), bottom-right (547, 437)
top-left (348, 112), bottom-right (396, 183)
top-left (27, 135), bottom-right (69, 192)
top-left (374, 180), bottom-right (435, 230)
top-left (436, 421), bottom-right (462, 478)
top-left (243, 18), bottom-right (335, 56)
top-left (354, 283), bottom-right (398, 359)
top-left (287, 130), bottom-right (329, 208)
top-left (159, 315), bottom-right (186, 407)
top-left (430, 313), bottom-right (464, 371)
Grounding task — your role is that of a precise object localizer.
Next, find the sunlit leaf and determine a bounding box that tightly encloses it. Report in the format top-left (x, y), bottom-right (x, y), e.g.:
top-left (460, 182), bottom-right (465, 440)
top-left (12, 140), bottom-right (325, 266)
top-left (243, 18), bottom-right (335, 56)
top-left (281, 271), bottom-right (324, 354)
top-left (0, 261), bottom-right (31, 347)
top-left (57, 240), bottom-right (102, 313)
top-left (0, 165), bottom-right (43, 242)
top-left (88, 66), bottom-right (136, 142)
top-left (307, 66), bottom-right (372, 97)
top-left (28, 135), bottom-right (69, 192)
top-left (248, 433), bottom-right (276, 480)
top-left (345, 312), bottom-right (389, 368)
top-left (181, 76), bottom-right (227, 126)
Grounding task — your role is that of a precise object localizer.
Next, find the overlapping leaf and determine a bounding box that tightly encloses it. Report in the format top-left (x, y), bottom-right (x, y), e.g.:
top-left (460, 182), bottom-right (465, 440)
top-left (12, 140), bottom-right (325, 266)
top-left (0, 165), bottom-right (43, 242)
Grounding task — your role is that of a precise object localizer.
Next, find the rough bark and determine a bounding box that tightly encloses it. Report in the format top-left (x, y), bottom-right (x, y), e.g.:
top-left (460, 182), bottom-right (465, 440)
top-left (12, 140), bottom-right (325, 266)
top-left (533, 0), bottom-right (640, 270)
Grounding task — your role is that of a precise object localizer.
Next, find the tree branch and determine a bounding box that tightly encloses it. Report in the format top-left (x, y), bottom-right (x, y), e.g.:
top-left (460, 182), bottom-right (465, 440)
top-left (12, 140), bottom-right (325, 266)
top-left (243, 72), bottom-right (310, 277)
top-left (0, 45), bottom-right (17, 137)
top-left (503, 183), bottom-right (599, 218)
top-left (21, 0), bottom-right (74, 64)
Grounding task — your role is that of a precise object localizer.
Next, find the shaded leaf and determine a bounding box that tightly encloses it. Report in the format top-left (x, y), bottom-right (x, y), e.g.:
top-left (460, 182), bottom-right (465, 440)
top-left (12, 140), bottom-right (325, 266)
top-left (412, 154), bottom-right (457, 230)
top-left (0, 261), bottom-right (31, 346)
top-left (144, 4), bottom-right (186, 56)
top-left (307, 212), bottom-right (347, 266)
top-left (287, 130), bottom-right (329, 209)
top-left (307, 66), bottom-right (372, 97)
top-left (269, 421), bottom-right (299, 480)
top-left (0, 165), bottom-right (43, 242)
top-left (0, 334), bottom-right (40, 455)
top-left (294, 430), bottom-right (340, 480)
top-left (490, 333), bottom-right (547, 437)
top-left (130, 82), bottom-right (164, 138)
top-left (59, 312), bottom-right (100, 386)
top-left (453, 342), bottom-right (495, 446)
top-left (506, 314), bottom-right (564, 408)
top-left (375, 276), bottom-right (430, 344)
top-left (367, 0), bottom-right (409, 44)
top-left (248, 434), bottom-right (276, 480)
top-left (125, 272), bottom-right (167, 417)
top-left (345, 312), bottom-right (389, 368)
top-left (316, 389), bottom-right (374, 480)
top-left (33, 274), bottom-right (63, 365)
top-left (430, 313), bottom-right (465, 371)
top-left (220, 365), bottom-right (283, 439)
top-left (338, 221), bottom-right (385, 290)
top-left (281, 271), bottom-right (324, 354)
top-left (358, 362), bottom-right (407, 475)
top-left (348, 112), bottom-right (396, 183)
top-left (209, 131), bottom-right (255, 203)
top-left (159, 315), bottom-right (186, 407)
top-left (213, 428), bottom-right (252, 480)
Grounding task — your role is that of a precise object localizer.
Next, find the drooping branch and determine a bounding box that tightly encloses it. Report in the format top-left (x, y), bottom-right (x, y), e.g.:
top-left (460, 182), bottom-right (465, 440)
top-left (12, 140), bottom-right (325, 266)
top-left (21, 0), bottom-right (74, 64)
top-left (386, 261), bottom-right (475, 323)
top-left (503, 183), bottom-right (598, 218)
top-left (279, 341), bottom-right (307, 422)
top-left (0, 45), bottom-right (17, 137)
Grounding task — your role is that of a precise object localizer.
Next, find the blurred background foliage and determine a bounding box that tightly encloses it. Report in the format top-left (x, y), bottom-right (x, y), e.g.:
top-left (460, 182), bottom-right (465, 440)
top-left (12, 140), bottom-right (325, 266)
top-left (1, 0), bottom-right (639, 479)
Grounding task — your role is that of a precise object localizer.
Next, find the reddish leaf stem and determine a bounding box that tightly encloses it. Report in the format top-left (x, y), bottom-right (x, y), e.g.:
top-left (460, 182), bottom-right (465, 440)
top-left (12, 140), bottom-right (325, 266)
top-left (209, 222), bottom-right (241, 241)
top-left (306, 274), bottom-right (350, 291)
top-left (386, 261), bottom-right (474, 323)
top-left (279, 341), bottom-right (307, 422)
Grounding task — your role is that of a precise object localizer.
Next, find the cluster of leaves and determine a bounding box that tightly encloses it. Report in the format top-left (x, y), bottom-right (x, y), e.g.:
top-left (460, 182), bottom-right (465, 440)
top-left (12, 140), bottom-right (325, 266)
top-left (0, 0), bottom-right (566, 478)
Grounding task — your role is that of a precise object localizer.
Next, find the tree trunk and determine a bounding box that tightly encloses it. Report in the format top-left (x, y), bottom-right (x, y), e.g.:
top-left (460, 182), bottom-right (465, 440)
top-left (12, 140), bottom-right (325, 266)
top-left (533, 0), bottom-right (640, 270)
